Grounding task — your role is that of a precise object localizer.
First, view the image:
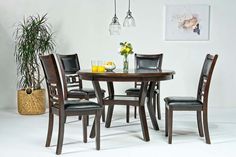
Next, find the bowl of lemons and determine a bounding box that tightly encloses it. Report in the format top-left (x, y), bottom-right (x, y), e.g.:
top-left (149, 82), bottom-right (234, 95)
top-left (104, 61), bottom-right (116, 72)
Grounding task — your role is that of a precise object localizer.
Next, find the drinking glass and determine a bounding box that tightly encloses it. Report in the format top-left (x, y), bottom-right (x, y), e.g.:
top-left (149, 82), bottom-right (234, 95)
top-left (97, 60), bottom-right (105, 72)
top-left (91, 60), bottom-right (98, 72)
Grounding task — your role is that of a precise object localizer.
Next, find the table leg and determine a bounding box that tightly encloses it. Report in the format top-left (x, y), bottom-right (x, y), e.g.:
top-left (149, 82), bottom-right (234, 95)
top-left (139, 82), bottom-right (150, 141)
top-left (147, 81), bottom-right (159, 130)
top-left (90, 81), bottom-right (104, 137)
top-left (105, 105), bottom-right (114, 128)
top-left (92, 80), bottom-right (103, 102)
top-left (105, 82), bottom-right (115, 128)
top-left (139, 105), bottom-right (150, 141)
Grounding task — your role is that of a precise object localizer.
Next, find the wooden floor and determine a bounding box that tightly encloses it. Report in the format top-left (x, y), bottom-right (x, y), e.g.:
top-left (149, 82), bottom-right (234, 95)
top-left (0, 106), bottom-right (236, 157)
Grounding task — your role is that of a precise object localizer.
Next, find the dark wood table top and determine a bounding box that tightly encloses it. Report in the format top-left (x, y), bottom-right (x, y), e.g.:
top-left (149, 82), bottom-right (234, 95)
top-left (77, 69), bottom-right (175, 82)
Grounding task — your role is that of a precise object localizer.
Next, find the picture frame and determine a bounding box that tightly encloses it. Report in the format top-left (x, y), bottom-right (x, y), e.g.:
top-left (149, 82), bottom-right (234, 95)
top-left (165, 4), bottom-right (210, 41)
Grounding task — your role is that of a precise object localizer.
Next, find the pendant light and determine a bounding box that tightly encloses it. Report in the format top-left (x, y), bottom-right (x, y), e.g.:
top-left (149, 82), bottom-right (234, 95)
top-left (123, 0), bottom-right (136, 27)
top-left (109, 0), bottom-right (121, 35)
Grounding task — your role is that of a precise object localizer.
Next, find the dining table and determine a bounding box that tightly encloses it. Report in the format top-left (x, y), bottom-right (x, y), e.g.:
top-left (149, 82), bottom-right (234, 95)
top-left (77, 69), bottom-right (175, 141)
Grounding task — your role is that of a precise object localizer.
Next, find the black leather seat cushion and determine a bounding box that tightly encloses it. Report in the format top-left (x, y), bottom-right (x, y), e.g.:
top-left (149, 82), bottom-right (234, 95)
top-left (64, 100), bottom-right (103, 111)
top-left (80, 88), bottom-right (105, 94)
top-left (68, 90), bottom-right (87, 96)
top-left (125, 88), bottom-right (159, 96)
top-left (164, 97), bottom-right (203, 110)
top-left (125, 88), bottom-right (140, 96)
top-left (68, 88), bottom-right (105, 97)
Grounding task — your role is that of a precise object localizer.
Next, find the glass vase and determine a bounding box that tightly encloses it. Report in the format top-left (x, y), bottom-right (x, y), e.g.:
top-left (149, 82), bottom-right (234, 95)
top-left (123, 55), bottom-right (129, 72)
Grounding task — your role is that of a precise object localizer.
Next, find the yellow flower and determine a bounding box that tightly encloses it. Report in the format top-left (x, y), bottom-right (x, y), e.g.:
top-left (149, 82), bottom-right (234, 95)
top-left (119, 42), bottom-right (133, 56)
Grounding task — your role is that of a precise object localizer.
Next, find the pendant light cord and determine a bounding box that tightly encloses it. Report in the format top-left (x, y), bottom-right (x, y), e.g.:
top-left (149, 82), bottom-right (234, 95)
top-left (128, 0), bottom-right (130, 11)
top-left (114, 0), bottom-right (117, 16)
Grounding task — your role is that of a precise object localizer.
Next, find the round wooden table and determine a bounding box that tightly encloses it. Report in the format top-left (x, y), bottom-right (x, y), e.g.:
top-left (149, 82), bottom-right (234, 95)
top-left (77, 69), bottom-right (175, 141)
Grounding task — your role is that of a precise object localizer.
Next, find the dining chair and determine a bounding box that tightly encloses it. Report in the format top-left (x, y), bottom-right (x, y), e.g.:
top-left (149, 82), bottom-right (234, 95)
top-left (125, 53), bottom-right (163, 122)
top-left (40, 54), bottom-right (102, 155)
top-left (164, 54), bottom-right (218, 144)
top-left (57, 54), bottom-right (106, 122)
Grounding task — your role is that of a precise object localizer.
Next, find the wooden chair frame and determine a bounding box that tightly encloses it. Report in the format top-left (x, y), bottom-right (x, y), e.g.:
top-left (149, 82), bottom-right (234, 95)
top-left (40, 54), bottom-right (102, 155)
top-left (126, 53), bottom-right (163, 122)
top-left (165, 54), bottom-right (218, 144)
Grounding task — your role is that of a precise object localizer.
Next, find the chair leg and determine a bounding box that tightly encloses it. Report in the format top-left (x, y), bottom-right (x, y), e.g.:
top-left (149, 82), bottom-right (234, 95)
top-left (134, 106), bottom-right (137, 118)
top-left (85, 97), bottom-right (90, 125)
top-left (45, 110), bottom-right (54, 147)
top-left (157, 93), bottom-right (161, 120)
top-left (167, 108), bottom-right (173, 144)
top-left (95, 110), bottom-right (101, 150)
top-left (56, 114), bottom-right (65, 155)
top-left (165, 106), bottom-right (168, 137)
top-left (102, 106), bottom-right (105, 122)
top-left (126, 105), bottom-right (130, 123)
top-left (79, 114), bottom-right (89, 126)
top-left (89, 119), bottom-right (96, 138)
top-left (203, 110), bottom-right (211, 144)
top-left (86, 115), bottom-right (89, 126)
top-left (153, 93), bottom-right (156, 117)
top-left (64, 116), bottom-right (67, 123)
top-left (197, 111), bottom-right (204, 137)
top-left (83, 115), bottom-right (88, 143)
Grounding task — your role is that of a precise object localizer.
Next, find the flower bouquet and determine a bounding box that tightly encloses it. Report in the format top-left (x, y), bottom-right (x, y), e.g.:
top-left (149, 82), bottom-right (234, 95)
top-left (119, 42), bottom-right (133, 56)
top-left (119, 42), bottom-right (133, 72)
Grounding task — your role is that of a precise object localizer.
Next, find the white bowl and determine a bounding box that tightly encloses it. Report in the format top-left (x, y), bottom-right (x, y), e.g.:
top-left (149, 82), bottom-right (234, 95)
top-left (104, 64), bottom-right (116, 72)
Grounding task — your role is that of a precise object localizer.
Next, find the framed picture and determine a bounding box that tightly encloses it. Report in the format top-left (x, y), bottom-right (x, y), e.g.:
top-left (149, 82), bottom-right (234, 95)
top-left (165, 4), bottom-right (210, 41)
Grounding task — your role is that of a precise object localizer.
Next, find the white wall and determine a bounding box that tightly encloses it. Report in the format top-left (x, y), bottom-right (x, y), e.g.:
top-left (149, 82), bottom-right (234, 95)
top-left (0, 0), bottom-right (235, 109)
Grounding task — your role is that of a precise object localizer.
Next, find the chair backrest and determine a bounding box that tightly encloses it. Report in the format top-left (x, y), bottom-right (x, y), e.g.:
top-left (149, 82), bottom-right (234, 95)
top-left (134, 53), bottom-right (163, 88)
top-left (135, 53), bottom-right (163, 70)
top-left (57, 54), bottom-right (83, 91)
top-left (39, 54), bottom-right (64, 109)
top-left (197, 54), bottom-right (218, 108)
top-left (57, 54), bottom-right (80, 73)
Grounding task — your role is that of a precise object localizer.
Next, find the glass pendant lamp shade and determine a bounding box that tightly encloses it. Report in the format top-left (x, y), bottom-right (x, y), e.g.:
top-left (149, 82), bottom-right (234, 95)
top-left (123, 0), bottom-right (136, 27)
top-left (109, 15), bottom-right (121, 35)
top-left (123, 10), bottom-right (136, 27)
top-left (109, 0), bottom-right (121, 35)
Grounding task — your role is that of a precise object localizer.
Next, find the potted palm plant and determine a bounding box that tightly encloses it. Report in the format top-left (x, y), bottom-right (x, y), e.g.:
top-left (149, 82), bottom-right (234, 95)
top-left (14, 14), bottom-right (55, 115)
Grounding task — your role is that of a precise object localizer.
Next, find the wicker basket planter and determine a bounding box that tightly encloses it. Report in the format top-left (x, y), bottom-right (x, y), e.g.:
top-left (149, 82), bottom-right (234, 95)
top-left (17, 89), bottom-right (46, 115)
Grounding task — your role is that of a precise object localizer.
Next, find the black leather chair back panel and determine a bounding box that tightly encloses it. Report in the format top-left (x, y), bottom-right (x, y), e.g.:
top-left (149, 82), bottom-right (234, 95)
top-left (137, 59), bottom-right (160, 70)
top-left (197, 54), bottom-right (218, 104)
top-left (135, 54), bottom-right (163, 70)
top-left (60, 54), bottom-right (80, 73)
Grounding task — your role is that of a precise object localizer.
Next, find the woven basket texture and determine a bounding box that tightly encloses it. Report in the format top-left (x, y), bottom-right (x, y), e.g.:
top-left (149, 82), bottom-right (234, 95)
top-left (17, 89), bottom-right (46, 115)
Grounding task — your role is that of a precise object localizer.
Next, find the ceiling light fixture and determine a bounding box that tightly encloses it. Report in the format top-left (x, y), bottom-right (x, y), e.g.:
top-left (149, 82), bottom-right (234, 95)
top-left (123, 0), bottom-right (136, 27)
top-left (109, 0), bottom-right (121, 35)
